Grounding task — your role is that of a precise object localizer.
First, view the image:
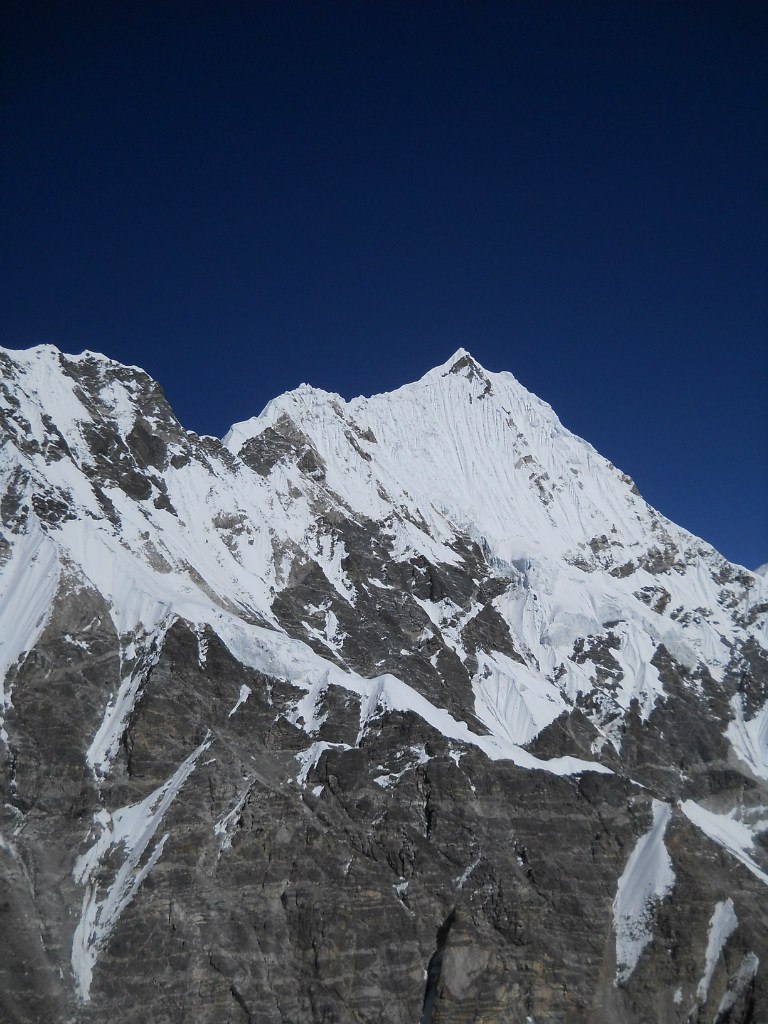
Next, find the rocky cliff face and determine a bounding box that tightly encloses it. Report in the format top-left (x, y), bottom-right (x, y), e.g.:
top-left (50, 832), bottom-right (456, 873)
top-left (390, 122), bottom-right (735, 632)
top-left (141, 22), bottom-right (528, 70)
top-left (0, 344), bottom-right (766, 1024)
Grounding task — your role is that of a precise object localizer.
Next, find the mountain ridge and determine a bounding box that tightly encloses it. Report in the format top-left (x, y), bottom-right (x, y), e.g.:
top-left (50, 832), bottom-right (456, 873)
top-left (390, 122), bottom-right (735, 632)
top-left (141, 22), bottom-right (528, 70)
top-left (0, 342), bottom-right (766, 1023)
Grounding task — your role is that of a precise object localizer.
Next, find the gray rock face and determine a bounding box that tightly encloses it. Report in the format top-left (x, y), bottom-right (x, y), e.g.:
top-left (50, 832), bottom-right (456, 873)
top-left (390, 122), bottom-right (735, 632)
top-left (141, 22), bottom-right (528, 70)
top-left (0, 344), bottom-right (766, 1023)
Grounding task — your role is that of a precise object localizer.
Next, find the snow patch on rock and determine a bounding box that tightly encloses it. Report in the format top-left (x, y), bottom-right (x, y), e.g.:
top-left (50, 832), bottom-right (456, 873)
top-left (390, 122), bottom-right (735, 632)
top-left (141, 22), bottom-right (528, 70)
top-left (613, 800), bottom-right (675, 984)
top-left (696, 898), bottom-right (738, 1003)
top-left (72, 736), bottom-right (210, 1000)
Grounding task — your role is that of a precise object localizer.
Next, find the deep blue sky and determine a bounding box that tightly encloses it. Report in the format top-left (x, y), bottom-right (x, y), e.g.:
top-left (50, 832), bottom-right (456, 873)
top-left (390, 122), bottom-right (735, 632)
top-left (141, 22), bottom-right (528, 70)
top-left (2, 2), bottom-right (766, 568)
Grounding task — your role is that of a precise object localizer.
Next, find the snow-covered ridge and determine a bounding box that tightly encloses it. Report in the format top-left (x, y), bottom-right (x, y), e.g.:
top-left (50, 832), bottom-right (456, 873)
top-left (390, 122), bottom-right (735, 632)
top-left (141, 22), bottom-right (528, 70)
top-left (224, 346), bottom-right (765, 727)
top-left (226, 346), bottom-right (641, 563)
top-left (0, 342), bottom-right (765, 773)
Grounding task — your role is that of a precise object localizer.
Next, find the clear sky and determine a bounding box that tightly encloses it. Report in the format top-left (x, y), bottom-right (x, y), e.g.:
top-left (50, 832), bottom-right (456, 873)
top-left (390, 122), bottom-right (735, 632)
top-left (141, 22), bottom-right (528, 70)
top-left (2, 2), bottom-right (766, 569)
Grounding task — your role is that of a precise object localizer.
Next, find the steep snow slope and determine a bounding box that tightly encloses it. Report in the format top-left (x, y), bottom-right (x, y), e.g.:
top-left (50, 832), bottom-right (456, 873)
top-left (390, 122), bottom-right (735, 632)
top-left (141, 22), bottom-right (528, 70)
top-left (226, 349), bottom-right (765, 742)
top-left (227, 348), bottom-right (654, 562)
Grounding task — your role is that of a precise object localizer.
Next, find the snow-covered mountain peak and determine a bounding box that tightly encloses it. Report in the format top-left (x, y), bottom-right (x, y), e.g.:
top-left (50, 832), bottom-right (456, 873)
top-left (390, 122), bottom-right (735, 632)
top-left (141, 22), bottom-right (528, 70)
top-left (1, 341), bottom-right (765, 763)
top-left (224, 347), bottom-right (634, 562)
top-left (2, 342), bottom-right (768, 1020)
top-left (218, 348), bottom-right (766, 727)
top-left (416, 346), bottom-right (486, 381)
top-left (1, 342), bottom-right (145, 375)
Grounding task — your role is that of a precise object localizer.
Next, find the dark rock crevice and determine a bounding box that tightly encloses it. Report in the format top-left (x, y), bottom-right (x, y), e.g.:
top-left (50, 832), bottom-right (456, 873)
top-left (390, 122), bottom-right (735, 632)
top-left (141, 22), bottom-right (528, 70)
top-left (419, 909), bottom-right (456, 1024)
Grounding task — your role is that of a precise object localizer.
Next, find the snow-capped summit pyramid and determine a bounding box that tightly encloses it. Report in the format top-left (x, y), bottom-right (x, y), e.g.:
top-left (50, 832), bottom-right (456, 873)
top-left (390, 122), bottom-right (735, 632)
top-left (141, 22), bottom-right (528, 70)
top-left (0, 343), bottom-right (766, 1023)
top-left (226, 345), bottom-right (643, 564)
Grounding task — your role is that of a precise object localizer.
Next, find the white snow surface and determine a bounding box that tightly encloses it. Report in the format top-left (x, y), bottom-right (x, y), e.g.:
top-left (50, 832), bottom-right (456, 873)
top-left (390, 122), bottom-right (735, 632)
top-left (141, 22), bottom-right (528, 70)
top-left (613, 800), bottom-right (675, 984)
top-left (715, 952), bottom-right (760, 1018)
top-left (0, 521), bottom-right (59, 741)
top-left (679, 800), bottom-right (768, 887)
top-left (228, 683), bottom-right (252, 717)
top-left (726, 694), bottom-right (768, 781)
top-left (472, 651), bottom-right (568, 747)
top-left (696, 898), bottom-right (738, 1003)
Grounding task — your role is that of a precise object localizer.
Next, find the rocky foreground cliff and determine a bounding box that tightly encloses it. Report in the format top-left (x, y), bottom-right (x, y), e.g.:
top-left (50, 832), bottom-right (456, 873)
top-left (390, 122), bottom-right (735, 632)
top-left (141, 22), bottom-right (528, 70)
top-left (0, 345), bottom-right (766, 1024)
